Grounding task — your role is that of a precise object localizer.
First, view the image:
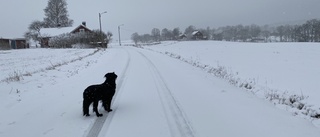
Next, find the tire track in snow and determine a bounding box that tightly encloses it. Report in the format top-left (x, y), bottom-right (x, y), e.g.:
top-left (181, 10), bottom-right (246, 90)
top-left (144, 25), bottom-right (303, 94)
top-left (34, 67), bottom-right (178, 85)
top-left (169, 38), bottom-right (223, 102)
top-left (85, 48), bottom-right (131, 137)
top-left (137, 50), bottom-right (196, 137)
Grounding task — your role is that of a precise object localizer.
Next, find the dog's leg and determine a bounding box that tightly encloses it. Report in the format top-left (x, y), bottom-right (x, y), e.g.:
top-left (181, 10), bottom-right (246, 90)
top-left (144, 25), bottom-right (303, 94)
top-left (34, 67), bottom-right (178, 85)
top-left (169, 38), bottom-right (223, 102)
top-left (103, 97), bottom-right (113, 112)
top-left (93, 101), bottom-right (103, 117)
top-left (83, 99), bottom-right (91, 116)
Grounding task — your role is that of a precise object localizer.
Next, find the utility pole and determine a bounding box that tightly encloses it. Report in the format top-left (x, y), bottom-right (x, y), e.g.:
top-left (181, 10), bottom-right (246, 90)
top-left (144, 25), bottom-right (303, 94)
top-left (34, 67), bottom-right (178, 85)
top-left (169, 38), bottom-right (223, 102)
top-left (99, 11), bottom-right (107, 33)
top-left (118, 24), bottom-right (124, 46)
top-left (99, 11), bottom-right (107, 47)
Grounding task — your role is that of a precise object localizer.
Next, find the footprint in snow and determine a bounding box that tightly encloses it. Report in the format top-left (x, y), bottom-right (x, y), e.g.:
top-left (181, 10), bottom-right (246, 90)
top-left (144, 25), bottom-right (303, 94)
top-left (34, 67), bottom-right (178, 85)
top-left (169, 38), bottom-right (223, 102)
top-left (8, 121), bottom-right (16, 125)
top-left (60, 112), bottom-right (66, 117)
top-left (43, 128), bottom-right (54, 135)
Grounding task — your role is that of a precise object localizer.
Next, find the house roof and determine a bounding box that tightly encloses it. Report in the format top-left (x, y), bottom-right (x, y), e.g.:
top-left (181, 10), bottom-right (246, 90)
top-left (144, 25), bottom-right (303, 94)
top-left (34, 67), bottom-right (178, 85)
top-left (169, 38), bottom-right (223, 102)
top-left (39, 24), bottom-right (91, 37)
top-left (72, 25), bottom-right (91, 33)
top-left (40, 27), bottom-right (74, 37)
top-left (0, 38), bottom-right (26, 40)
top-left (192, 31), bottom-right (201, 35)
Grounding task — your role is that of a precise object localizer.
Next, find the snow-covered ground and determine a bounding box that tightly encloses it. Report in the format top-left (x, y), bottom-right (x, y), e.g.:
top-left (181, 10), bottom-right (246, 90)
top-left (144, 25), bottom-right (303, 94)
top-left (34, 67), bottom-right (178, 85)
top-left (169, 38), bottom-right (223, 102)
top-left (145, 41), bottom-right (320, 119)
top-left (1, 41), bottom-right (320, 137)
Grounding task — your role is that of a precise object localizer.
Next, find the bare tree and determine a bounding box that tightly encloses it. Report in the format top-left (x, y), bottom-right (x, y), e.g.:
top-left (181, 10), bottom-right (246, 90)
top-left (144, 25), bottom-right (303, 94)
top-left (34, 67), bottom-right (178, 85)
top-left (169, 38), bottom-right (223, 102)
top-left (161, 28), bottom-right (172, 41)
top-left (142, 34), bottom-right (152, 43)
top-left (151, 28), bottom-right (161, 42)
top-left (184, 25), bottom-right (196, 39)
top-left (131, 33), bottom-right (140, 45)
top-left (105, 31), bottom-right (113, 46)
top-left (249, 24), bottom-right (261, 38)
top-left (172, 27), bottom-right (180, 40)
top-left (24, 20), bottom-right (45, 45)
top-left (276, 25), bottom-right (285, 42)
top-left (43, 0), bottom-right (73, 28)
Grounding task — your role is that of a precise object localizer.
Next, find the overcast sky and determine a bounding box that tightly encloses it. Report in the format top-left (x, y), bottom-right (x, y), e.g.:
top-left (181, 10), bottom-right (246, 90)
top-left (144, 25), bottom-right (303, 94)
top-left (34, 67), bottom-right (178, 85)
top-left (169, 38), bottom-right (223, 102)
top-left (1, 0), bottom-right (320, 40)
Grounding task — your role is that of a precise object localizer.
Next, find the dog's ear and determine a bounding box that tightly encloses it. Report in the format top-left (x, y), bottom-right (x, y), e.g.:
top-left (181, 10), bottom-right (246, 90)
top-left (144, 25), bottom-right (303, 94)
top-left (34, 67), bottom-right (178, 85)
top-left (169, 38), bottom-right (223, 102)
top-left (111, 72), bottom-right (117, 77)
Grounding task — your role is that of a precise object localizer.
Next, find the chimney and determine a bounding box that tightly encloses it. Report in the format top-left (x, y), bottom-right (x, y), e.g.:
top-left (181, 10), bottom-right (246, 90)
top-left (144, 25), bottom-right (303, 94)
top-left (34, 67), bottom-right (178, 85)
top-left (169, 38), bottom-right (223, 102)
top-left (82, 21), bottom-right (86, 26)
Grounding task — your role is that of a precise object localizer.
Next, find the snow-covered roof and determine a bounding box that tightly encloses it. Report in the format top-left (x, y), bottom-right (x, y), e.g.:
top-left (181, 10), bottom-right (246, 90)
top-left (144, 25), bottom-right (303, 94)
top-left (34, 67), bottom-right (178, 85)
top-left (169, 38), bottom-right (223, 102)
top-left (39, 27), bottom-right (74, 37)
top-left (179, 34), bottom-right (186, 37)
top-left (192, 30), bottom-right (200, 35)
top-left (39, 24), bottom-right (91, 37)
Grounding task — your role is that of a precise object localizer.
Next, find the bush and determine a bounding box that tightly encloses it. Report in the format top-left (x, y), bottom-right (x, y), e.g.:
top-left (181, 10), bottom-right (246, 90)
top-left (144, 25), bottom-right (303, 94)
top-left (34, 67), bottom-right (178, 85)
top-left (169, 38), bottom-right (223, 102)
top-left (48, 30), bottom-right (112, 48)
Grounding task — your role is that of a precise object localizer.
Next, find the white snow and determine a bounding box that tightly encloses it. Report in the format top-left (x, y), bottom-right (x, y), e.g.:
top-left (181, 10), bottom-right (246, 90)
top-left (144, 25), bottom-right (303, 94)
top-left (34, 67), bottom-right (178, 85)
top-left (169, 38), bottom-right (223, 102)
top-left (39, 27), bottom-right (75, 37)
top-left (144, 41), bottom-right (320, 119)
top-left (0, 41), bottom-right (320, 137)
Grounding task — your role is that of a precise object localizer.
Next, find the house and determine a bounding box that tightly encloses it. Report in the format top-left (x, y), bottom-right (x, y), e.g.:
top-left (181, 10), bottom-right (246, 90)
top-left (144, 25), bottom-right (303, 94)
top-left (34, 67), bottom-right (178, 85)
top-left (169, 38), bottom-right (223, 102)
top-left (39, 22), bottom-right (92, 48)
top-left (192, 30), bottom-right (205, 40)
top-left (0, 38), bottom-right (29, 50)
top-left (178, 34), bottom-right (187, 40)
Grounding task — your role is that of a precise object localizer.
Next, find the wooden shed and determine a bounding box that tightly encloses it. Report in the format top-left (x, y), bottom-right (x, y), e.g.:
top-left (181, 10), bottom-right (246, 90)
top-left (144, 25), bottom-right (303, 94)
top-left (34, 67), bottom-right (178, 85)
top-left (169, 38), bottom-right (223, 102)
top-left (0, 38), bottom-right (10, 50)
top-left (10, 38), bottom-right (29, 49)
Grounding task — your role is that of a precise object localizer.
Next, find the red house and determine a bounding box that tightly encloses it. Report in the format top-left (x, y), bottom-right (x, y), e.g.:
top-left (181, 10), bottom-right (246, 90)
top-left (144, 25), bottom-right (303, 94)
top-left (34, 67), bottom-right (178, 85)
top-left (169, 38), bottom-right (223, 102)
top-left (39, 22), bottom-right (92, 48)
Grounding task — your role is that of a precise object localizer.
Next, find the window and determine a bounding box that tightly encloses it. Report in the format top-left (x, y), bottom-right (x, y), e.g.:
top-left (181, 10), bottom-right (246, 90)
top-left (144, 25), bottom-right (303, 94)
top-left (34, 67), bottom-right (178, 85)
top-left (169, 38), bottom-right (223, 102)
top-left (79, 28), bottom-right (85, 33)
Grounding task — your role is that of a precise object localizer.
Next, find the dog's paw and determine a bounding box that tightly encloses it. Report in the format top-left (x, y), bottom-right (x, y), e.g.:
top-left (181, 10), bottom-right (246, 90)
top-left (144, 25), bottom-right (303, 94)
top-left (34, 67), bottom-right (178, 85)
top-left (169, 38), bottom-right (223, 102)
top-left (84, 114), bottom-right (90, 117)
top-left (96, 114), bottom-right (103, 117)
top-left (106, 109), bottom-right (113, 112)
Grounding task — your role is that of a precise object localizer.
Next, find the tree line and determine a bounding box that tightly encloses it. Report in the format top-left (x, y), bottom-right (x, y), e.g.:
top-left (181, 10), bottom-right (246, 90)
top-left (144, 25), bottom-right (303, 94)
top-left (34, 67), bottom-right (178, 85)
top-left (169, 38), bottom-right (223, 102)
top-left (131, 19), bottom-right (320, 43)
top-left (131, 28), bottom-right (181, 44)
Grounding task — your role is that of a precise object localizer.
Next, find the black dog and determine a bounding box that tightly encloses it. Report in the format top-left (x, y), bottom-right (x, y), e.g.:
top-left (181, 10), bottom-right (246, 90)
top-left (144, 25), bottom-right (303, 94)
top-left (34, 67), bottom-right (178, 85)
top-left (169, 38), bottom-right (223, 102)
top-left (83, 72), bottom-right (117, 117)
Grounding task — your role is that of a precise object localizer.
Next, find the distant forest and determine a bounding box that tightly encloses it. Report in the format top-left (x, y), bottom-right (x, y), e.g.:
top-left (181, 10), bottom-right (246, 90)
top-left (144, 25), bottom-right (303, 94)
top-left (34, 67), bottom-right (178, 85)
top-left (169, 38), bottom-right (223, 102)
top-left (131, 19), bottom-right (320, 43)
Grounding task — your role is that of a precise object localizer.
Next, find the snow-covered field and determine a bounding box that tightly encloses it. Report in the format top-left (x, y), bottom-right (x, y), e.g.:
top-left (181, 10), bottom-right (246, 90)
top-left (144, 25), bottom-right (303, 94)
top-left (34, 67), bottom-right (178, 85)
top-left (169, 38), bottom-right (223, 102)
top-left (1, 41), bottom-right (320, 137)
top-left (145, 41), bottom-right (320, 119)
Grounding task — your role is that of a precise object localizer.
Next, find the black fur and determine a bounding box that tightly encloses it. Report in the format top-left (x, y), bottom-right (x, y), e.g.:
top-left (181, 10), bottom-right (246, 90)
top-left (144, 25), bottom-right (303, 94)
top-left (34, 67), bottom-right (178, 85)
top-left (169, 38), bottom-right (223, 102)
top-left (83, 72), bottom-right (117, 117)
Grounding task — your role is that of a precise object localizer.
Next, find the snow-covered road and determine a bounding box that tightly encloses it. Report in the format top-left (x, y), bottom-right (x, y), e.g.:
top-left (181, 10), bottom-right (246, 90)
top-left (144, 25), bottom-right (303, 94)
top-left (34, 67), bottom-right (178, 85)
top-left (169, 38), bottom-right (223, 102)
top-left (97, 46), bottom-right (320, 137)
top-left (1, 45), bottom-right (320, 137)
top-left (98, 47), bottom-right (197, 137)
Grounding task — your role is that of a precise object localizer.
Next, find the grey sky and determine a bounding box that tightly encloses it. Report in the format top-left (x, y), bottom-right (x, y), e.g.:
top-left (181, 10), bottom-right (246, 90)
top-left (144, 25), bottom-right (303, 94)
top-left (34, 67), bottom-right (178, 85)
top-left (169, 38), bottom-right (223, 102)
top-left (1, 0), bottom-right (320, 40)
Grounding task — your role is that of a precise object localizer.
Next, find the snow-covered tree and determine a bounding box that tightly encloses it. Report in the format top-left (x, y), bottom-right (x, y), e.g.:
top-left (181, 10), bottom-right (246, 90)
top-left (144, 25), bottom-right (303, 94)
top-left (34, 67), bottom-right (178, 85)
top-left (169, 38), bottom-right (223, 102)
top-left (43, 0), bottom-right (73, 28)
top-left (161, 28), bottom-right (173, 41)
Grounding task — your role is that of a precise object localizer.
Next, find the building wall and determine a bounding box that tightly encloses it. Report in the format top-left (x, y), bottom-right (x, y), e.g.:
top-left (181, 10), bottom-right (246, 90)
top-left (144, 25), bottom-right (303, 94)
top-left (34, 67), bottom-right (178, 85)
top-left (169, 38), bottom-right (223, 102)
top-left (41, 37), bottom-right (50, 48)
top-left (0, 39), bottom-right (10, 50)
top-left (15, 40), bottom-right (29, 49)
top-left (71, 25), bottom-right (91, 33)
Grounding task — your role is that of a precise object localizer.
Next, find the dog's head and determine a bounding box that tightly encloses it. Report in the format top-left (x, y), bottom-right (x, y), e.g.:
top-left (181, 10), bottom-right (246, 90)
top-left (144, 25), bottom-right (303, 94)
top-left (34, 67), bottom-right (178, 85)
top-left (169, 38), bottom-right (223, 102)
top-left (104, 72), bottom-right (118, 81)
